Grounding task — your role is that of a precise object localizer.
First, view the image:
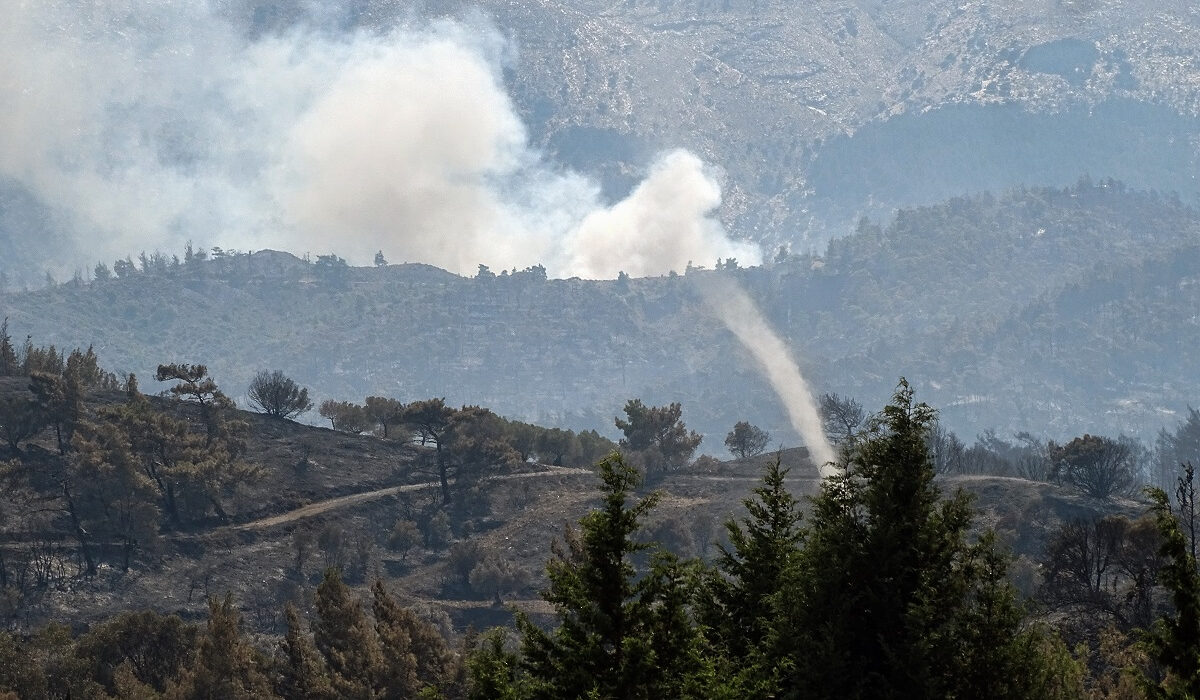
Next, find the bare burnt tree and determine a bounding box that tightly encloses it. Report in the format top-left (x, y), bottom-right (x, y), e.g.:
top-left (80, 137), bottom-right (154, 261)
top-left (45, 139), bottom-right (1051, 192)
top-left (819, 393), bottom-right (865, 446)
top-left (247, 370), bottom-right (313, 419)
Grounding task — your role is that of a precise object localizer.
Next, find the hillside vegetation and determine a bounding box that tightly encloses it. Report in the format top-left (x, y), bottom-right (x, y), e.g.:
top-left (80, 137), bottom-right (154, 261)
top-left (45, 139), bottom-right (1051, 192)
top-left (2, 182), bottom-right (1197, 445)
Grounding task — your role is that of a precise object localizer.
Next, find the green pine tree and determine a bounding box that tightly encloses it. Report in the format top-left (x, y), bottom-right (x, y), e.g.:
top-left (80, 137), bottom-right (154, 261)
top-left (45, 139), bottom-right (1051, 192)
top-left (467, 630), bottom-right (522, 700)
top-left (705, 454), bottom-right (802, 657)
top-left (0, 319), bottom-right (18, 377)
top-left (514, 452), bottom-right (709, 699)
top-left (312, 569), bottom-right (383, 699)
top-left (775, 380), bottom-right (1079, 699)
top-left (1141, 485), bottom-right (1200, 697)
top-left (699, 454), bottom-right (803, 696)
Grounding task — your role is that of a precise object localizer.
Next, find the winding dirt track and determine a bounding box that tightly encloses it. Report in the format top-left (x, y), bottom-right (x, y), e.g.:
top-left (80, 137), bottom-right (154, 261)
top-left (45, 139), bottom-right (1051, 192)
top-left (226, 466), bottom-right (594, 532)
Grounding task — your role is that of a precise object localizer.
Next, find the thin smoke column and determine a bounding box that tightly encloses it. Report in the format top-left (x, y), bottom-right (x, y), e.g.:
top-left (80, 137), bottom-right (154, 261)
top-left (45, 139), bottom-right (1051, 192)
top-left (696, 275), bottom-right (837, 476)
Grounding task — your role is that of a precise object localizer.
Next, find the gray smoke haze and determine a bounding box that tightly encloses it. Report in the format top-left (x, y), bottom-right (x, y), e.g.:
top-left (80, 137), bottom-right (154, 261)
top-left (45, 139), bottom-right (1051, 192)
top-left (0, 2), bottom-right (760, 278)
top-left (696, 275), bottom-right (837, 476)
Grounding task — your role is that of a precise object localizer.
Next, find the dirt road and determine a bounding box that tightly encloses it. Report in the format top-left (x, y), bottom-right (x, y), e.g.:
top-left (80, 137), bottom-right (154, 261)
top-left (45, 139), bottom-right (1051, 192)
top-left (227, 466), bottom-right (593, 532)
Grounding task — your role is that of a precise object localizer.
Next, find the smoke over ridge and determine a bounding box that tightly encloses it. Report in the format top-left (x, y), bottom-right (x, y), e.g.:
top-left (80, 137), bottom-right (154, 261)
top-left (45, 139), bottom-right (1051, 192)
top-left (0, 2), bottom-right (760, 279)
top-left (696, 275), bottom-right (837, 476)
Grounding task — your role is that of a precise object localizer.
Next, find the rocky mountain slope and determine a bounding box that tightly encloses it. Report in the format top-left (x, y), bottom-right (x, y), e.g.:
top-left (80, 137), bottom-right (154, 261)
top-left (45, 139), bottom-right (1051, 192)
top-left (4, 1), bottom-right (1200, 284)
top-left (413, 0), bottom-right (1200, 241)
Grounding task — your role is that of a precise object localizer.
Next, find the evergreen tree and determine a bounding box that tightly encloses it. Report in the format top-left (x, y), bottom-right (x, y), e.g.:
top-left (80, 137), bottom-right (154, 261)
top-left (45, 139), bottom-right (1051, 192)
top-left (364, 396), bottom-right (406, 438)
top-left (1141, 485), bottom-right (1200, 697)
top-left (29, 371), bottom-right (82, 455)
top-left (276, 604), bottom-right (335, 700)
top-left (0, 319), bottom-right (17, 377)
top-left (371, 581), bottom-right (421, 698)
top-left (312, 569), bottom-right (382, 699)
top-left (614, 400), bottom-right (702, 476)
top-left (75, 610), bottom-right (197, 695)
top-left (70, 418), bottom-right (160, 570)
top-left (371, 580), bottom-right (456, 697)
top-left (109, 385), bottom-right (255, 526)
top-left (775, 380), bottom-right (1079, 699)
top-left (514, 452), bottom-right (709, 699)
top-left (468, 630), bottom-right (522, 700)
top-left (702, 454), bottom-right (802, 690)
top-left (167, 594), bottom-right (275, 699)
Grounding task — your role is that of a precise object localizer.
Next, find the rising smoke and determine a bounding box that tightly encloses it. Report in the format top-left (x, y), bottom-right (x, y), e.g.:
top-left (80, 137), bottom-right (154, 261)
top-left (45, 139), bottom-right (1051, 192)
top-left (695, 275), bottom-right (838, 476)
top-left (0, 2), bottom-right (760, 279)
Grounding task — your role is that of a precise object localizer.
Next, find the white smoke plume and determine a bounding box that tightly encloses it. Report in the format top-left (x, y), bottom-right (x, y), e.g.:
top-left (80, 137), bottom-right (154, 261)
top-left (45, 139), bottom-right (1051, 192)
top-left (696, 275), bottom-right (838, 476)
top-left (0, 2), bottom-right (760, 278)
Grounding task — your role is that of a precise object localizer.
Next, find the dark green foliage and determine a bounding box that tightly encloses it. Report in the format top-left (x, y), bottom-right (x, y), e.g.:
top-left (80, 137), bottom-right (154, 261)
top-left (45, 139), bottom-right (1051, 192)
top-left (318, 399), bottom-right (370, 433)
top-left (29, 371), bottom-right (81, 455)
top-left (501, 418), bottom-right (539, 462)
top-left (723, 421), bottom-right (770, 459)
top-left (63, 346), bottom-right (116, 390)
top-left (530, 426), bottom-right (617, 467)
top-left (1141, 484), bottom-right (1200, 698)
top-left (0, 630), bottom-right (49, 699)
top-left (112, 379), bottom-right (256, 526)
top-left (403, 398), bottom-right (454, 448)
top-left (71, 416), bottom-right (161, 569)
top-left (387, 519), bottom-right (421, 562)
top-left (513, 452), bottom-right (708, 699)
top-left (468, 630), bottom-right (522, 700)
top-left (704, 455), bottom-right (801, 668)
top-left (248, 370), bottom-right (313, 419)
top-left (372, 580), bottom-right (454, 695)
top-left (402, 400), bottom-right (519, 505)
top-left (364, 396), bottom-right (406, 438)
top-left (314, 254), bottom-right (349, 289)
top-left (443, 405), bottom-right (520, 505)
top-left (22, 340), bottom-right (63, 376)
top-left (0, 320), bottom-right (17, 377)
top-left (774, 380), bottom-right (1077, 699)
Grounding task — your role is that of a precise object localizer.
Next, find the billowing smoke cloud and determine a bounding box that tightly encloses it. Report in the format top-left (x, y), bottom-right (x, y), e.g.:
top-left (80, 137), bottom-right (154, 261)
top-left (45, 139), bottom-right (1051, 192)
top-left (0, 2), bottom-right (760, 278)
top-left (562, 151), bottom-right (761, 279)
top-left (696, 275), bottom-right (838, 476)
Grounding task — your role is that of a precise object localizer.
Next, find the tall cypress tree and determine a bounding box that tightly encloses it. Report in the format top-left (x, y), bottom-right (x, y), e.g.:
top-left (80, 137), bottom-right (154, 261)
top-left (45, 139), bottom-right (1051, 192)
top-left (371, 580), bottom-right (456, 697)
